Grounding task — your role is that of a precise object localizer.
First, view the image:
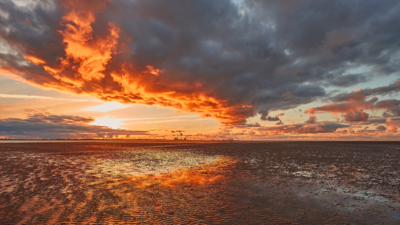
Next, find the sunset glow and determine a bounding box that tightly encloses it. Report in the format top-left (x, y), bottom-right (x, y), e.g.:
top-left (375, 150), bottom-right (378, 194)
top-left (2, 1), bottom-right (400, 224)
top-left (86, 102), bottom-right (127, 112)
top-left (90, 117), bottom-right (124, 129)
top-left (0, 0), bottom-right (399, 140)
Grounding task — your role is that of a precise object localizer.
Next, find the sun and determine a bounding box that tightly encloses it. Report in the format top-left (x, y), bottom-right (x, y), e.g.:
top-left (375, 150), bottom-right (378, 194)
top-left (90, 117), bottom-right (123, 129)
top-left (86, 102), bottom-right (126, 112)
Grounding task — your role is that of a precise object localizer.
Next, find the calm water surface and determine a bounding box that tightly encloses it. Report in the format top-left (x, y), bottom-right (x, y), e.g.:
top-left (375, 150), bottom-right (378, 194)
top-left (0, 141), bottom-right (400, 224)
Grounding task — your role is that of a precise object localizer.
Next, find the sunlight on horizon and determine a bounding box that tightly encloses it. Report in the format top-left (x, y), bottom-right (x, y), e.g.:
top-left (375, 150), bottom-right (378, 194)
top-left (90, 117), bottom-right (124, 129)
top-left (85, 102), bottom-right (127, 112)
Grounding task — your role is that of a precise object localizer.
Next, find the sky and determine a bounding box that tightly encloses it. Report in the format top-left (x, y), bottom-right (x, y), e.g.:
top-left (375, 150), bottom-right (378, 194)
top-left (0, 0), bottom-right (400, 140)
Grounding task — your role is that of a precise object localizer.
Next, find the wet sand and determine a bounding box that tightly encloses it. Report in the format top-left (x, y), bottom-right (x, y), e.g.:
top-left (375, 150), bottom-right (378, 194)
top-left (0, 141), bottom-right (399, 224)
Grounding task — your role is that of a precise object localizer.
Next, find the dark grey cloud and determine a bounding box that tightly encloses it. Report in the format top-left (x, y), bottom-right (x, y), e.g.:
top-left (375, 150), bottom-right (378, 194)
top-left (383, 108), bottom-right (400, 117)
top-left (258, 122), bottom-right (348, 134)
top-left (1, 0), bottom-right (400, 126)
top-left (362, 117), bottom-right (400, 125)
top-left (305, 116), bottom-right (317, 124)
top-left (245, 123), bottom-right (261, 128)
top-left (0, 112), bottom-right (149, 139)
top-left (356, 126), bottom-right (389, 133)
top-left (342, 110), bottom-right (369, 122)
top-left (375, 99), bottom-right (400, 117)
top-left (376, 125), bottom-right (387, 131)
top-left (331, 79), bottom-right (400, 103)
top-left (261, 115), bottom-right (280, 122)
top-left (328, 74), bottom-right (367, 87)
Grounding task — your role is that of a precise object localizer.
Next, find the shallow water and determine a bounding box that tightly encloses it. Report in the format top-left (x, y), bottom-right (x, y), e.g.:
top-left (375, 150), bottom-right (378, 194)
top-left (0, 141), bottom-right (399, 224)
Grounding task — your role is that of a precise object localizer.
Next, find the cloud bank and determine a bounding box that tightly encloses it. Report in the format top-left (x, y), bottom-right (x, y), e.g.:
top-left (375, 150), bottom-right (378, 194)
top-left (0, 111), bottom-right (149, 139)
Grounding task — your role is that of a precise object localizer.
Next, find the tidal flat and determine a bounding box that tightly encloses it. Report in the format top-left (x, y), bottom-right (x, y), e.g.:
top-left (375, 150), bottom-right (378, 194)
top-left (0, 141), bottom-right (399, 224)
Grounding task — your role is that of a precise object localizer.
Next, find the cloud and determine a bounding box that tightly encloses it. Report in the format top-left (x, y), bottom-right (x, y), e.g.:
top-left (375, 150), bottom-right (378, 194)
top-left (331, 79), bottom-right (400, 103)
top-left (258, 122), bottom-right (348, 135)
top-left (1, 0), bottom-right (400, 126)
top-left (375, 99), bottom-right (400, 117)
top-left (376, 125), bottom-right (387, 131)
top-left (383, 108), bottom-right (400, 117)
top-left (0, 111), bottom-right (149, 139)
top-left (342, 110), bottom-right (369, 122)
top-left (0, 93), bottom-right (100, 102)
top-left (363, 117), bottom-right (400, 125)
top-left (386, 118), bottom-right (400, 133)
top-left (305, 116), bottom-right (317, 124)
top-left (305, 79), bottom-right (400, 121)
top-left (328, 74), bottom-right (367, 87)
top-left (261, 115), bottom-right (281, 121)
top-left (245, 123), bottom-right (261, 128)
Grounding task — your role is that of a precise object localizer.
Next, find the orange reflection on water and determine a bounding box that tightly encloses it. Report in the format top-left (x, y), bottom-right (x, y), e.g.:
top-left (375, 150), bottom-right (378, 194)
top-left (106, 157), bottom-right (233, 189)
top-left (139, 157), bottom-right (231, 187)
top-left (81, 157), bottom-right (235, 224)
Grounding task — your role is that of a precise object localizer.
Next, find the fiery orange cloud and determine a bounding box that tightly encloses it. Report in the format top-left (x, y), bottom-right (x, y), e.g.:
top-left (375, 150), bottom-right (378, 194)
top-left (386, 118), bottom-right (400, 133)
top-left (0, 0), bottom-right (255, 126)
top-left (24, 55), bottom-right (46, 65)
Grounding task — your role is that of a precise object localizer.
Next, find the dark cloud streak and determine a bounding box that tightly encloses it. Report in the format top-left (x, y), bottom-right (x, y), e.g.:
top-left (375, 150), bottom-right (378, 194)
top-left (0, 113), bottom-right (149, 139)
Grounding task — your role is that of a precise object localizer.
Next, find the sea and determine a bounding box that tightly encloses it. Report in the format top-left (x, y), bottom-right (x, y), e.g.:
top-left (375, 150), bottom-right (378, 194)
top-left (0, 140), bottom-right (399, 224)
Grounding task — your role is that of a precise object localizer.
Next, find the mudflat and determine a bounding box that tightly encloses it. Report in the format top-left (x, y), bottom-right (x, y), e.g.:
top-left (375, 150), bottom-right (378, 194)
top-left (0, 141), bottom-right (399, 224)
